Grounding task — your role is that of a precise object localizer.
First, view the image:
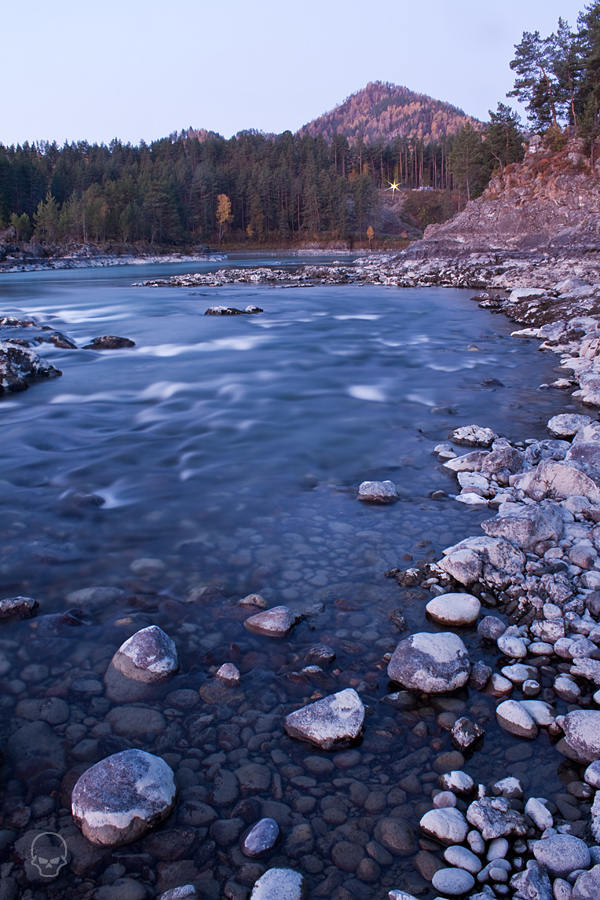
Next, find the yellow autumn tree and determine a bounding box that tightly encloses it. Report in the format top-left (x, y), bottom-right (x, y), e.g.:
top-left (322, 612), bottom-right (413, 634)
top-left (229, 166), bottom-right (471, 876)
top-left (367, 225), bottom-right (374, 246)
top-left (215, 194), bottom-right (233, 243)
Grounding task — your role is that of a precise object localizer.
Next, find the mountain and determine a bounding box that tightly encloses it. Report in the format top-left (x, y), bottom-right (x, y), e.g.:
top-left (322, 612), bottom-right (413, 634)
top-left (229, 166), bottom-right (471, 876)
top-left (300, 81), bottom-right (481, 145)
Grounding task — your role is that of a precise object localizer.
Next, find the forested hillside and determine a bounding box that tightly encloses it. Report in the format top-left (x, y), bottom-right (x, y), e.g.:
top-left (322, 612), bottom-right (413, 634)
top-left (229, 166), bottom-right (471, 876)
top-left (300, 81), bottom-right (480, 145)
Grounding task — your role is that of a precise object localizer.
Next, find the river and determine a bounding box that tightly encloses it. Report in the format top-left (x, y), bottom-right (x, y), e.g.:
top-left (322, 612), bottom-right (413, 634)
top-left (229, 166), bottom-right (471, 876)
top-left (0, 255), bottom-right (585, 898)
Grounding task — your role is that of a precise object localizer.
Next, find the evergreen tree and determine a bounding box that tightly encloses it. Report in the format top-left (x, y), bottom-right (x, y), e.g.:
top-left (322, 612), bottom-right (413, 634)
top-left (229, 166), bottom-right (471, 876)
top-left (485, 104), bottom-right (525, 170)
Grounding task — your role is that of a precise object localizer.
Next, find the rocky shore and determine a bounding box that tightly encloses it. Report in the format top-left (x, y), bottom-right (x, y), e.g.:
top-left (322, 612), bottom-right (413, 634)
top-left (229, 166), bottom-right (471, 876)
top-left (0, 241), bottom-right (222, 274)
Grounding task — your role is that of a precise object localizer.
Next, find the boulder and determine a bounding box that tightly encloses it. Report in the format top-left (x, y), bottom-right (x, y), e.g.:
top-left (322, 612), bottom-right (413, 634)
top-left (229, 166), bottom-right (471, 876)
top-left (450, 425), bottom-right (497, 447)
top-left (0, 596), bottom-right (38, 619)
top-left (419, 808), bottom-right (469, 845)
top-left (244, 606), bottom-right (299, 637)
top-left (561, 709), bottom-right (600, 762)
top-left (533, 834), bottom-right (591, 878)
top-left (439, 536), bottom-right (525, 588)
top-left (284, 688), bottom-right (365, 750)
top-left (0, 341), bottom-right (62, 393)
top-left (496, 700), bottom-right (538, 739)
top-left (466, 797), bottom-right (528, 840)
top-left (109, 625), bottom-right (179, 684)
top-left (357, 480), bottom-right (399, 503)
top-left (250, 868), bottom-right (306, 900)
top-left (516, 459), bottom-right (600, 504)
top-left (387, 632), bottom-right (471, 693)
top-left (425, 593), bottom-right (480, 627)
top-left (548, 414), bottom-right (592, 438)
top-left (83, 336), bottom-right (135, 349)
top-left (71, 749), bottom-right (177, 847)
top-left (481, 501), bottom-right (564, 551)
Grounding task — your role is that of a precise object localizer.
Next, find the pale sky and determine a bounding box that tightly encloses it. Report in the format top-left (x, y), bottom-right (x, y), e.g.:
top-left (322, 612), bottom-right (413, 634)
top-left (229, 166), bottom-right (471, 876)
top-left (2, 0), bottom-right (587, 146)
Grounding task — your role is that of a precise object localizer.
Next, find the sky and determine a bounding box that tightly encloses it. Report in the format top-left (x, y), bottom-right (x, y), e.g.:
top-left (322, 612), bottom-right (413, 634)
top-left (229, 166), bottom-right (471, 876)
top-left (2, 0), bottom-right (589, 146)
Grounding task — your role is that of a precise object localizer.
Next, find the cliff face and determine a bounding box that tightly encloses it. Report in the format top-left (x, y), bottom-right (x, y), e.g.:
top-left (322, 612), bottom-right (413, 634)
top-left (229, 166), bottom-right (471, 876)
top-left (420, 137), bottom-right (600, 255)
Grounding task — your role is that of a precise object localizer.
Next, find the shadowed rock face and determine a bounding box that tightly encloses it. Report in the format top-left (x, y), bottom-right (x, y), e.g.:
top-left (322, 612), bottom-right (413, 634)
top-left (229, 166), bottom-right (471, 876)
top-left (414, 135), bottom-right (600, 255)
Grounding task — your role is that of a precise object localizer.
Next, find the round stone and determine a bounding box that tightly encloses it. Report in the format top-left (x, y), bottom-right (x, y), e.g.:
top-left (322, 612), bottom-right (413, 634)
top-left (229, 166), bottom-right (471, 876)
top-left (444, 844), bottom-right (482, 873)
top-left (419, 808), bottom-right (469, 846)
top-left (426, 593), bottom-right (481, 627)
top-left (373, 818), bottom-right (415, 856)
top-left (496, 700), bottom-right (538, 739)
top-left (387, 632), bottom-right (471, 693)
top-left (241, 818), bottom-right (281, 859)
top-left (432, 867), bottom-right (475, 895)
top-left (71, 749), bottom-right (177, 847)
top-left (533, 834), bottom-right (591, 878)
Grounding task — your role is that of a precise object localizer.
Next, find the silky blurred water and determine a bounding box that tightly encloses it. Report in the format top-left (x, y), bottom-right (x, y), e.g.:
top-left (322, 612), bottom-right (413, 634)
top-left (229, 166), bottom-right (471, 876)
top-left (0, 257), bottom-right (585, 898)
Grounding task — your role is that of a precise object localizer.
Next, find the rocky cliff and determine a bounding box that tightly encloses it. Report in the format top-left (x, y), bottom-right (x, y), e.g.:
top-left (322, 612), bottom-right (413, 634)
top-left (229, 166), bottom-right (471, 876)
top-left (418, 136), bottom-right (600, 255)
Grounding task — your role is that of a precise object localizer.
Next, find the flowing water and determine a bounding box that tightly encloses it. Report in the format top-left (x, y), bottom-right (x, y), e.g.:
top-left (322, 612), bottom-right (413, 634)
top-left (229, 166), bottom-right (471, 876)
top-left (0, 257), bottom-right (587, 898)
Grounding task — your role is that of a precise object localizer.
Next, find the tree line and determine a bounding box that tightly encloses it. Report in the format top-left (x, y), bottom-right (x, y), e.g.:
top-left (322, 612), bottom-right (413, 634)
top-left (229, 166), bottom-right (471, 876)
top-left (15, 0), bottom-right (600, 249)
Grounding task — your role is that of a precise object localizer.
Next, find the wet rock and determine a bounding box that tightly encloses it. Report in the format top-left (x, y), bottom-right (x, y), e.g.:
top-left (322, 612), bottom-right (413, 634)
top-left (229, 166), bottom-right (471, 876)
top-left (387, 632), bottom-right (471, 693)
top-left (510, 862), bottom-right (552, 900)
top-left (478, 616), bottom-right (507, 641)
top-left (83, 335), bottom-right (135, 349)
top-left (525, 798), bottom-right (553, 831)
top-left (419, 807), bottom-right (469, 845)
top-left (71, 749), bottom-right (177, 847)
top-left (517, 460), bottom-right (600, 504)
top-left (425, 592), bottom-right (481, 627)
top-left (250, 868), bottom-right (305, 900)
top-left (234, 763), bottom-right (271, 795)
top-left (304, 644), bottom-right (336, 666)
top-left (440, 536), bottom-right (525, 588)
top-left (548, 414), bottom-right (592, 438)
top-left (284, 688), bottom-right (365, 750)
top-left (573, 865), bottom-right (600, 900)
top-left (6, 721), bottom-right (66, 778)
top-left (533, 834), bottom-right (591, 878)
top-left (497, 634), bottom-right (528, 658)
top-left (584, 760), bottom-right (600, 788)
top-left (216, 663), bottom-right (241, 686)
top-left (159, 887), bottom-right (198, 900)
top-left (0, 341), bottom-right (62, 393)
top-left (470, 660), bottom-right (492, 690)
top-left (444, 844), bottom-right (482, 873)
top-left (451, 717), bottom-right (485, 751)
top-left (432, 867), bottom-right (475, 895)
top-left (561, 710), bottom-right (600, 762)
top-left (373, 817), bottom-right (416, 856)
top-left (238, 593), bottom-right (269, 609)
top-left (439, 770), bottom-right (474, 795)
top-left (466, 797), bottom-right (528, 840)
top-left (357, 480), bottom-right (399, 503)
top-left (109, 625), bottom-right (179, 683)
top-left (481, 502), bottom-right (564, 551)
top-left (451, 425), bottom-right (497, 447)
top-left (66, 585), bottom-right (126, 608)
top-left (0, 595), bottom-right (38, 619)
top-left (244, 606), bottom-right (299, 637)
top-left (105, 705), bottom-right (167, 737)
top-left (496, 700), bottom-right (538, 739)
top-left (241, 818), bottom-right (281, 858)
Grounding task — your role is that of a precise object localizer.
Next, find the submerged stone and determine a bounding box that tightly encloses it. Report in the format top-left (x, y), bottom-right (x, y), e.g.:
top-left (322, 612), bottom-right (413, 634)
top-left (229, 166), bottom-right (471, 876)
top-left (244, 606), bottom-right (298, 637)
top-left (250, 867), bottom-right (305, 900)
top-left (284, 688), bottom-right (365, 750)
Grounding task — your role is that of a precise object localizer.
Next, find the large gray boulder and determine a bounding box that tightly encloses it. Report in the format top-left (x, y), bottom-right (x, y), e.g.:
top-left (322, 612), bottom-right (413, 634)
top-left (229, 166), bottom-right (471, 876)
top-left (387, 632), bottom-right (470, 693)
top-left (284, 688), bottom-right (365, 749)
top-left (110, 625), bottom-right (179, 683)
top-left (439, 536), bottom-right (526, 588)
top-left (560, 710), bottom-right (600, 762)
top-left (481, 501), bottom-right (564, 551)
top-left (71, 749), bottom-right (177, 847)
top-left (250, 868), bottom-right (306, 900)
top-left (516, 459), bottom-right (600, 504)
top-left (533, 834), bottom-right (591, 878)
